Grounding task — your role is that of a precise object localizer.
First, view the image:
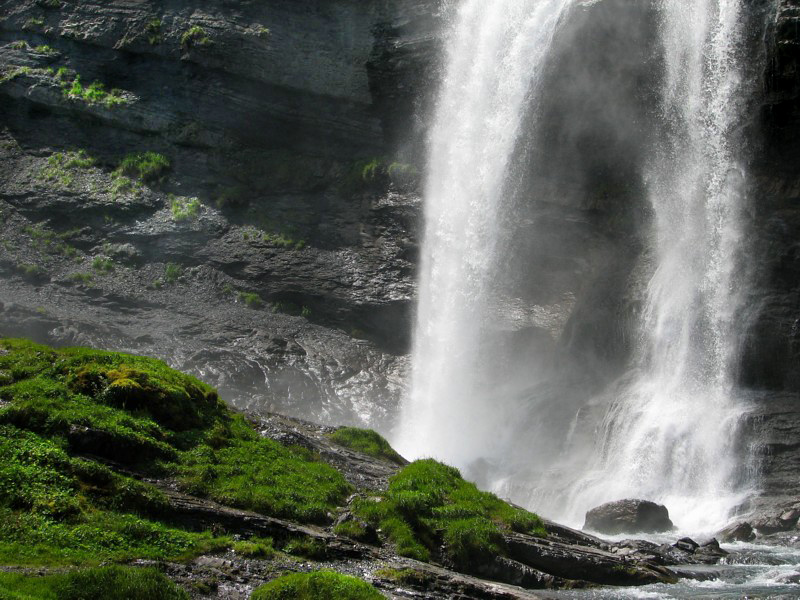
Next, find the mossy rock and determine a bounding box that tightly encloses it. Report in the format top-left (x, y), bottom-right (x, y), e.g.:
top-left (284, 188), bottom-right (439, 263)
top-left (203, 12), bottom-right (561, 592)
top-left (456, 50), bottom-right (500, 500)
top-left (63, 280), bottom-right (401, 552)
top-left (328, 427), bottom-right (405, 465)
top-left (250, 571), bottom-right (383, 600)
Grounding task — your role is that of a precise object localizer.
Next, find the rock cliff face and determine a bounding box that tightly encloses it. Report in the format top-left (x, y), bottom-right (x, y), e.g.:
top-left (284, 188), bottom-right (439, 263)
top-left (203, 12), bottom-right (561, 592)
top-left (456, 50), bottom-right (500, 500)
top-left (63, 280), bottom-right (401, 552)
top-left (0, 0), bottom-right (442, 429)
top-left (0, 0), bottom-right (799, 520)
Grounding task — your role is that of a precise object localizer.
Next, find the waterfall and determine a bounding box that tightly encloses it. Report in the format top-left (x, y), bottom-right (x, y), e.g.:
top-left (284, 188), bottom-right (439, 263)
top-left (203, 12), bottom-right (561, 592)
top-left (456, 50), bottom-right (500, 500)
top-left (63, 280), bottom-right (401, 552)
top-left (561, 0), bottom-right (754, 531)
top-left (397, 0), bottom-right (756, 533)
top-left (394, 0), bottom-right (576, 465)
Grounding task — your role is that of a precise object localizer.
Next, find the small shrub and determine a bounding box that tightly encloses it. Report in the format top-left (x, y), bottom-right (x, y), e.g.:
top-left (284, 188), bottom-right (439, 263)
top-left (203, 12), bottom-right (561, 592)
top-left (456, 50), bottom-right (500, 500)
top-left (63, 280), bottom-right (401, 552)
top-left (23, 17), bottom-right (45, 30)
top-left (33, 44), bottom-right (56, 55)
top-left (250, 571), bottom-right (383, 600)
top-left (181, 25), bottom-right (211, 48)
top-left (68, 273), bottom-right (93, 285)
top-left (63, 75), bottom-right (127, 108)
top-left (328, 427), bottom-right (405, 465)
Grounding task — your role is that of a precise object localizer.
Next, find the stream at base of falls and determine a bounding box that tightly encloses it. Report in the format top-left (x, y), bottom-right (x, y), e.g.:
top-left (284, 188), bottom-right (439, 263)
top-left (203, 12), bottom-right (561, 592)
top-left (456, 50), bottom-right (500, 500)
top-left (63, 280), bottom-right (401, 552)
top-left (552, 541), bottom-right (800, 599)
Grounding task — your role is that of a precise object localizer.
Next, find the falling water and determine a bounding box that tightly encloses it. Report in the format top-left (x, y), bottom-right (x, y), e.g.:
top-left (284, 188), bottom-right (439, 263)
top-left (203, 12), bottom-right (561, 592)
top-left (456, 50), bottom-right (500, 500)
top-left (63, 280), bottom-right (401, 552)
top-left (560, 0), bottom-right (754, 532)
top-left (394, 0), bottom-right (577, 464)
top-left (397, 0), bottom-right (757, 534)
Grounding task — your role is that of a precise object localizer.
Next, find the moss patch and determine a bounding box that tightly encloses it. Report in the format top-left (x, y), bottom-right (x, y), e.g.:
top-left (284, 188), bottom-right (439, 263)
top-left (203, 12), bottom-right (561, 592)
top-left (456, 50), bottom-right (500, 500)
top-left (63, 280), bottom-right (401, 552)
top-left (328, 427), bottom-right (405, 465)
top-left (250, 571), bottom-right (383, 600)
top-left (0, 566), bottom-right (188, 600)
top-left (0, 338), bottom-right (352, 567)
top-left (353, 459), bottom-right (546, 570)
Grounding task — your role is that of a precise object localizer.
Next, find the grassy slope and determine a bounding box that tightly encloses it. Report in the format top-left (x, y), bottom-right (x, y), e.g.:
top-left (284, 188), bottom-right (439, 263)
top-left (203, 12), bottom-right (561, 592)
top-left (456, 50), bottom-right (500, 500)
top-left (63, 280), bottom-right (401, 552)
top-left (0, 337), bottom-right (548, 594)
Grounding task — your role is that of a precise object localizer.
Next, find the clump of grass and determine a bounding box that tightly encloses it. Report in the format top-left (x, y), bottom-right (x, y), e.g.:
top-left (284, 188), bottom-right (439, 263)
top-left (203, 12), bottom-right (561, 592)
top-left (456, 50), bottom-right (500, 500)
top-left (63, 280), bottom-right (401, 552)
top-left (23, 17), bottom-right (45, 30)
top-left (170, 196), bottom-right (200, 221)
top-left (91, 256), bottom-right (113, 273)
top-left (145, 18), bottom-right (162, 45)
top-left (374, 567), bottom-right (434, 588)
top-left (181, 25), bottom-right (211, 48)
top-left (33, 44), bottom-right (57, 55)
top-left (15, 263), bottom-right (43, 279)
top-left (237, 291), bottom-right (262, 308)
top-left (10, 41), bottom-right (29, 50)
top-left (22, 223), bottom-right (79, 257)
top-left (116, 152), bottom-right (169, 183)
top-left (261, 231), bottom-right (306, 250)
top-left (254, 25), bottom-right (271, 38)
top-left (38, 150), bottom-right (94, 188)
top-left (232, 537), bottom-right (274, 559)
top-left (62, 75), bottom-right (127, 108)
top-left (164, 263), bottom-right (181, 284)
top-left (250, 571), bottom-right (383, 600)
top-left (352, 459), bottom-right (546, 570)
top-left (68, 273), bottom-right (93, 285)
top-left (328, 427), bottom-right (405, 465)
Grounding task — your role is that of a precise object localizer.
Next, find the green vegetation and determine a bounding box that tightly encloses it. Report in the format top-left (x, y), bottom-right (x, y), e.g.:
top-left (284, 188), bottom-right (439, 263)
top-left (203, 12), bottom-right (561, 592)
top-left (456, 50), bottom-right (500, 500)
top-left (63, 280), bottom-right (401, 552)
top-left (22, 223), bottom-right (78, 257)
top-left (38, 150), bottom-right (94, 188)
top-left (0, 338), bottom-right (352, 569)
top-left (10, 41), bottom-right (29, 50)
top-left (0, 566), bottom-right (188, 599)
top-left (145, 18), bottom-right (162, 45)
top-left (68, 272), bottom-right (93, 285)
top-left (269, 301), bottom-right (312, 318)
top-left (250, 571), bottom-right (383, 600)
top-left (181, 25), bottom-right (211, 48)
top-left (231, 536), bottom-right (275, 559)
top-left (164, 263), bottom-right (181, 284)
top-left (261, 231), bottom-right (306, 250)
top-left (63, 75), bottom-right (127, 108)
top-left (170, 196), bottom-right (200, 221)
top-left (117, 152), bottom-right (170, 183)
top-left (15, 263), bottom-right (43, 279)
top-left (343, 158), bottom-right (419, 193)
top-left (374, 567), bottom-right (434, 588)
top-left (91, 256), bottom-right (113, 272)
top-left (32, 45), bottom-right (57, 55)
top-left (23, 17), bottom-right (45, 30)
top-left (238, 291), bottom-right (262, 308)
top-left (329, 427), bottom-right (405, 465)
top-left (254, 25), bottom-right (271, 38)
top-left (352, 459), bottom-right (546, 570)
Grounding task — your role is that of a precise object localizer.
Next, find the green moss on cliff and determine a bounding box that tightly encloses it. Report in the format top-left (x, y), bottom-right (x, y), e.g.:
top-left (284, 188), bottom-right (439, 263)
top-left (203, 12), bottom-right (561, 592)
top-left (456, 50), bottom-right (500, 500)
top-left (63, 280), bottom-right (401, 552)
top-left (0, 338), bottom-right (352, 567)
top-left (353, 459), bottom-right (546, 569)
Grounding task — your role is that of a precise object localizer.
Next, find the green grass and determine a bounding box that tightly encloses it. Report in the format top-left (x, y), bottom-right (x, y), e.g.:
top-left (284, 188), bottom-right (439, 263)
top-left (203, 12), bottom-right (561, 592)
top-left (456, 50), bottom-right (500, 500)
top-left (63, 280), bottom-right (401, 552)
top-left (164, 263), bottom-right (181, 284)
top-left (352, 459), bottom-right (546, 570)
top-left (170, 196), bottom-right (200, 221)
top-left (0, 338), bottom-right (353, 570)
top-left (68, 273), bottom-right (92, 285)
top-left (62, 75), bottom-right (127, 108)
top-left (0, 566), bottom-right (188, 599)
top-left (145, 18), bottom-right (162, 45)
top-left (116, 152), bottom-right (169, 183)
top-left (328, 427), bottom-right (405, 465)
top-left (231, 536), bottom-right (275, 559)
top-left (250, 571), bottom-right (383, 600)
top-left (238, 291), bottom-right (262, 308)
top-left (180, 25), bottom-right (211, 48)
top-left (91, 256), bottom-right (113, 273)
top-left (38, 150), bottom-right (94, 188)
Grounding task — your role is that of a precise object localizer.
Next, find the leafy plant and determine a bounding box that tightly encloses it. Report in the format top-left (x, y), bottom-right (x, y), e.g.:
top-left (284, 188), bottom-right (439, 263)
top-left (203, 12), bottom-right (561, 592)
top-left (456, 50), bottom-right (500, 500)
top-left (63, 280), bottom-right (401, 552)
top-left (164, 263), bottom-right (181, 284)
top-left (237, 291), bottom-right (262, 308)
top-left (170, 196), bottom-right (200, 221)
top-left (145, 18), bottom-right (162, 45)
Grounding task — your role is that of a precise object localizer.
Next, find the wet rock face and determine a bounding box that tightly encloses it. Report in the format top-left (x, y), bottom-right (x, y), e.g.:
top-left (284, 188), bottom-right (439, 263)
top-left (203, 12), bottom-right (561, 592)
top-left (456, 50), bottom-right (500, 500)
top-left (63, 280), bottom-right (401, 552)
top-left (584, 499), bottom-right (674, 535)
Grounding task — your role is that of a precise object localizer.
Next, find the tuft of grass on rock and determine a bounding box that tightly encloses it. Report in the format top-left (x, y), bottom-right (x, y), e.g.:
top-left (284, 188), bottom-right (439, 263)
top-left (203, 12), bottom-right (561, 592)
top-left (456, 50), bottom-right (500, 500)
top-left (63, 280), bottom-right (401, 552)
top-left (181, 25), bottom-right (211, 48)
top-left (352, 459), bottom-right (546, 570)
top-left (170, 196), bottom-right (200, 221)
top-left (250, 571), bottom-right (383, 600)
top-left (116, 152), bottom-right (170, 183)
top-left (328, 427), bottom-right (405, 465)
top-left (237, 291), bottom-right (262, 309)
top-left (164, 262), bottom-right (181, 284)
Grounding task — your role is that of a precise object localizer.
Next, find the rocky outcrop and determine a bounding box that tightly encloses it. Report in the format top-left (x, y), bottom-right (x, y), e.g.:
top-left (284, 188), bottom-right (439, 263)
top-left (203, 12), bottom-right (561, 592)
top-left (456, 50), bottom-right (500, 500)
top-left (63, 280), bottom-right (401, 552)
top-left (584, 499), bottom-right (674, 535)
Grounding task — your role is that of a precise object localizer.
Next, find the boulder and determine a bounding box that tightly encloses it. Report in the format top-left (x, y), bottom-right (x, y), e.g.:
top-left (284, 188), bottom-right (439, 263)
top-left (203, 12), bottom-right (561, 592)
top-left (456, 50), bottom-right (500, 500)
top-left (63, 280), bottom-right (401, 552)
top-left (716, 521), bottom-right (755, 543)
top-left (583, 499), bottom-right (674, 535)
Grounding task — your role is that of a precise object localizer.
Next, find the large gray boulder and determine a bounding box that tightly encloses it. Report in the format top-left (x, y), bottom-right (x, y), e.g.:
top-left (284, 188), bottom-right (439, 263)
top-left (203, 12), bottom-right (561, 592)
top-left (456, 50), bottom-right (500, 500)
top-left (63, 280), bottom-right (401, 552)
top-left (584, 499), bottom-right (674, 535)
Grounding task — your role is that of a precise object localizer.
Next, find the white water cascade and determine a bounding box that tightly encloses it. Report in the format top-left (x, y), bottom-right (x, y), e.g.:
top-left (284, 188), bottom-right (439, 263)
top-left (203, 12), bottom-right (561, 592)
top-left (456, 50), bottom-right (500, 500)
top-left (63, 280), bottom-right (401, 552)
top-left (396, 0), bottom-right (758, 534)
top-left (394, 0), bottom-right (577, 464)
top-left (560, 0), bottom-right (754, 532)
